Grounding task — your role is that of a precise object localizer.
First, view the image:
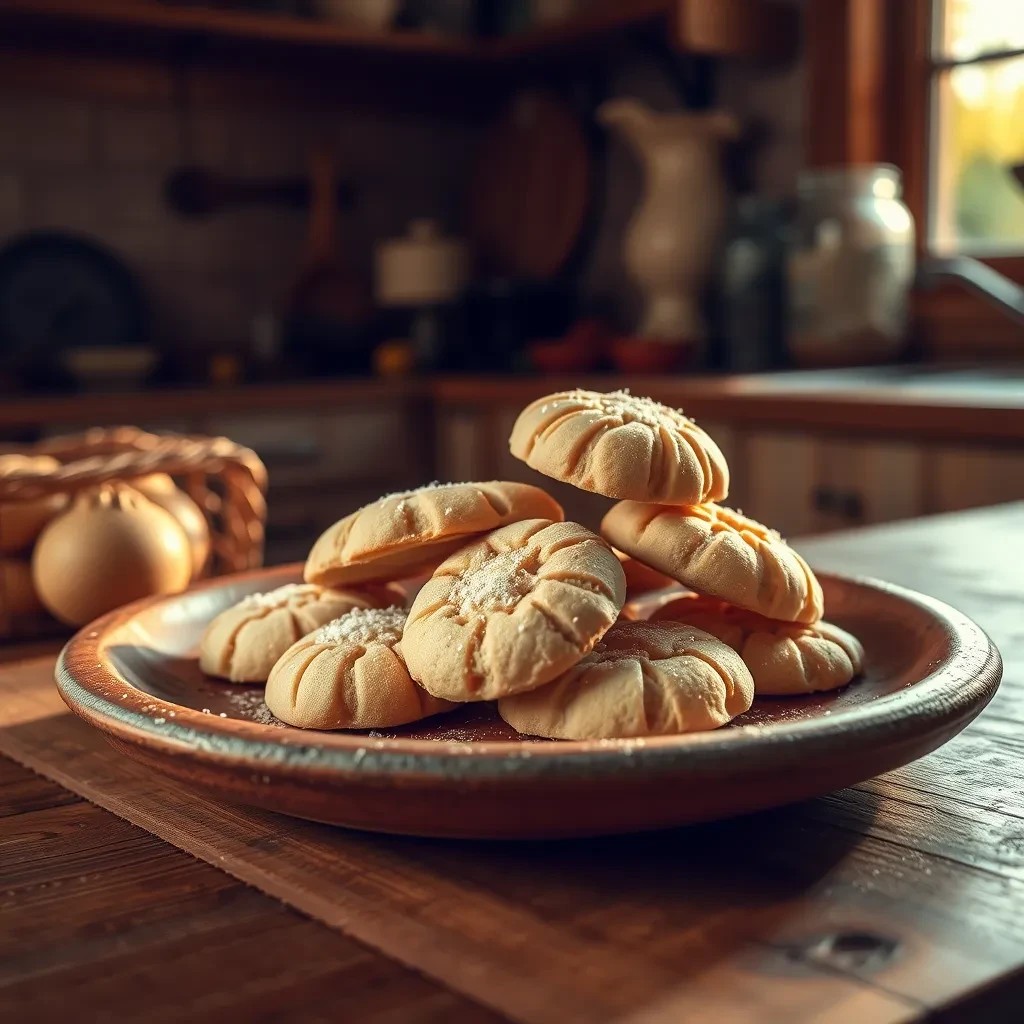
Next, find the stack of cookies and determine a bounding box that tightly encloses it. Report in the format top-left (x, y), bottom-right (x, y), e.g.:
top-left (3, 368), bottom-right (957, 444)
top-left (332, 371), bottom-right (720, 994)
top-left (198, 389), bottom-right (863, 740)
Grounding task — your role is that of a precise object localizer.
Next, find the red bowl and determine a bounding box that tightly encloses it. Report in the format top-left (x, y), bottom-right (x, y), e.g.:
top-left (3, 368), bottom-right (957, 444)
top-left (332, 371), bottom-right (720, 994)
top-left (610, 337), bottom-right (693, 374)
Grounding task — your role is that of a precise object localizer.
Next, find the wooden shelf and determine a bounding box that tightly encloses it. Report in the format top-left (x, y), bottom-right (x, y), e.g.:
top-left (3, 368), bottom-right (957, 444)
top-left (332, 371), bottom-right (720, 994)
top-left (0, 0), bottom-right (482, 62)
top-left (491, 0), bottom-right (797, 63)
top-left (0, 0), bottom-right (798, 71)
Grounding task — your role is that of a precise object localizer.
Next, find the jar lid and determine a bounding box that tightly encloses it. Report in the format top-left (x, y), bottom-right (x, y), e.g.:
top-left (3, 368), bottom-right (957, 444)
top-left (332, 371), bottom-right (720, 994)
top-left (798, 164), bottom-right (902, 199)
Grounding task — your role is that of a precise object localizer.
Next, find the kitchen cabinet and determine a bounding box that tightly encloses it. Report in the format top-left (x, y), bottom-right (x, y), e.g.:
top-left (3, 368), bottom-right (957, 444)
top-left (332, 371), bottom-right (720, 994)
top-left (743, 433), bottom-right (927, 537)
top-left (928, 446), bottom-right (1024, 514)
top-left (818, 439), bottom-right (924, 528)
top-left (743, 432), bottom-right (818, 536)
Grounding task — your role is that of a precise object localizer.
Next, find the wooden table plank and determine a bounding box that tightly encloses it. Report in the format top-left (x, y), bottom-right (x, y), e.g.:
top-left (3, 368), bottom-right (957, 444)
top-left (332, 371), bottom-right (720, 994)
top-left (0, 760), bottom-right (506, 1024)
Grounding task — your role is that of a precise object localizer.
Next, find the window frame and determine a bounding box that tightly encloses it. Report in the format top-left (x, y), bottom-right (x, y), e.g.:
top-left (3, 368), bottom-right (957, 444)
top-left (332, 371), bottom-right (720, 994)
top-left (805, 0), bottom-right (1024, 357)
top-left (927, 3), bottom-right (1024, 265)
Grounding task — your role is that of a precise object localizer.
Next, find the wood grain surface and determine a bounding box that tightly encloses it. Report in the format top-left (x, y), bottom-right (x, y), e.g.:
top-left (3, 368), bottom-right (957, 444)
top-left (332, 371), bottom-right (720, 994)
top-left (2, 503), bottom-right (1023, 1023)
top-left (0, 757), bottom-right (502, 1024)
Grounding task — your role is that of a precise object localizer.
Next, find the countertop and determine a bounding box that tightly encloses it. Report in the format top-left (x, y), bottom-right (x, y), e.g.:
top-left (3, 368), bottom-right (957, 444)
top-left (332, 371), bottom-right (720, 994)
top-left (2, 503), bottom-right (1023, 1022)
top-left (2, 364), bottom-right (1023, 442)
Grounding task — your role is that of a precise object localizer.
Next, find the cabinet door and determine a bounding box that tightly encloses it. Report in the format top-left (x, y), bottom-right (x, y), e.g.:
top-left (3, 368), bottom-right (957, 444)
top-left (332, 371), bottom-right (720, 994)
top-left (206, 410), bottom-right (414, 488)
top-left (745, 433), bottom-right (926, 537)
top-left (928, 446), bottom-right (1024, 513)
top-left (814, 439), bottom-right (925, 530)
top-left (435, 407), bottom-right (492, 483)
top-left (744, 432), bottom-right (818, 537)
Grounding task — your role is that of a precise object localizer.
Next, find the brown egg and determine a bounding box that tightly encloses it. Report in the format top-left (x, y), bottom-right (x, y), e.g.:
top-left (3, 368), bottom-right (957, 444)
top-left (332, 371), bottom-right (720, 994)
top-left (0, 454), bottom-right (69, 555)
top-left (131, 473), bottom-right (211, 579)
top-left (32, 484), bottom-right (193, 627)
top-left (0, 557), bottom-right (46, 619)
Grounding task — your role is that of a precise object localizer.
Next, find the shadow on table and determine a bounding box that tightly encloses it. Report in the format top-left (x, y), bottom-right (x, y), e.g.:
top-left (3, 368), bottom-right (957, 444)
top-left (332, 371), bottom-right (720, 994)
top-left (341, 791), bottom-right (886, 980)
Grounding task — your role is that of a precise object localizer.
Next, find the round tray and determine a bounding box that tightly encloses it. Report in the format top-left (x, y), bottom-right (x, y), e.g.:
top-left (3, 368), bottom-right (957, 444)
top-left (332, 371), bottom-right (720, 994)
top-left (56, 565), bottom-right (1001, 839)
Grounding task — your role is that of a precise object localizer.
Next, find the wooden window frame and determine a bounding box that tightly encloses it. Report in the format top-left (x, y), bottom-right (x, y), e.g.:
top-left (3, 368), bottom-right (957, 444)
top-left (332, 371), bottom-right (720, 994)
top-left (805, 0), bottom-right (1024, 359)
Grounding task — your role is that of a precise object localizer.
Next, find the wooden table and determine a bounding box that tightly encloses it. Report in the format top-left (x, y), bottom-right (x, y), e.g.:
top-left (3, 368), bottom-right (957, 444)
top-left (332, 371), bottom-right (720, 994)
top-left (3, 503), bottom-right (1023, 1023)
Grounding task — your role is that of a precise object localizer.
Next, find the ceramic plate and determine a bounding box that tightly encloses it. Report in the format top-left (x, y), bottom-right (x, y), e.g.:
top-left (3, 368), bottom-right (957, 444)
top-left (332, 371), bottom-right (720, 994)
top-left (56, 565), bottom-right (1001, 839)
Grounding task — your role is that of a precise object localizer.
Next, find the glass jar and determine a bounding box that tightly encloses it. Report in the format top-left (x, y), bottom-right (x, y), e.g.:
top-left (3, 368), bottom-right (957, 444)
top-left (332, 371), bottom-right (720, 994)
top-left (787, 165), bottom-right (915, 366)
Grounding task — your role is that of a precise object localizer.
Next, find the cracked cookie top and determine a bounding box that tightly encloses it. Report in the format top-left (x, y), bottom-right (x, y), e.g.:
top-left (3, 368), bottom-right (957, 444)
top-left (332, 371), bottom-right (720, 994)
top-left (602, 501), bottom-right (824, 624)
top-left (304, 481), bottom-right (564, 587)
top-left (199, 583), bottom-right (397, 684)
top-left (265, 606), bottom-right (454, 730)
top-left (402, 519), bottom-right (626, 702)
top-left (651, 594), bottom-right (863, 695)
top-left (508, 389), bottom-right (729, 504)
top-left (498, 619), bottom-right (753, 739)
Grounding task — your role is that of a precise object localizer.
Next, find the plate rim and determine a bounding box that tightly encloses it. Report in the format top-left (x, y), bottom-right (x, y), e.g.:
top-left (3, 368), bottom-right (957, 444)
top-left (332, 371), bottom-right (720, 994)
top-left (55, 564), bottom-right (1003, 784)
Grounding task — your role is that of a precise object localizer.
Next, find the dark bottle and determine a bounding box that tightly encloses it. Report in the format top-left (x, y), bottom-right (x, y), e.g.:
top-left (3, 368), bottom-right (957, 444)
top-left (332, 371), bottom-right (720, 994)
top-left (716, 195), bottom-right (788, 373)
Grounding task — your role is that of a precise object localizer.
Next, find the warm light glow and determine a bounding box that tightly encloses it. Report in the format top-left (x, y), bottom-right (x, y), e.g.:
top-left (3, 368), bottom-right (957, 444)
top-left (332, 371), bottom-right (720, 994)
top-left (940, 0), bottom-right (1024, 61)
top-left (932, 0), bottom-right (1024, 253)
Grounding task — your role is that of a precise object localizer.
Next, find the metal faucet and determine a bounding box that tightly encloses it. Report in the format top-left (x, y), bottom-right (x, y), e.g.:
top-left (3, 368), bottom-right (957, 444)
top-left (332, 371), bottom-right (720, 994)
top-left (915, 256), bottom-right (1024, 327)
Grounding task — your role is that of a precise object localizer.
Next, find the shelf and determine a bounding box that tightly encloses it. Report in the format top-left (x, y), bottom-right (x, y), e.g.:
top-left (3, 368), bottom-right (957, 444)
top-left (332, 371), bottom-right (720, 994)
top-left (0, 0), bottom-right (798, 72)
top-left (0, 0), bottom-right (482, 62)
top-left (491, 0), bottom-right (797, 63)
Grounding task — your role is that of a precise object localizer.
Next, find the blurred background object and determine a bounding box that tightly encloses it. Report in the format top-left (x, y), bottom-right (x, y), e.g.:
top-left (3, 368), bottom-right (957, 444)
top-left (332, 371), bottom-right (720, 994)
top-left (375, 218), bottom-right (468, 369)
top-left (787, 165), bottom-right (916, 367)
top-left (0, 427), bottom-right (266, 639)
top-left (284, 146), bottom-right (374, 374)
top-left (599, 100), bottom-right (738, 363)
top-left (715, 194), bottom-right (787, 372)
top-left (0, 0), bottom-right (1022, 561)
top-left (311, 0), bottom-right (400, 31)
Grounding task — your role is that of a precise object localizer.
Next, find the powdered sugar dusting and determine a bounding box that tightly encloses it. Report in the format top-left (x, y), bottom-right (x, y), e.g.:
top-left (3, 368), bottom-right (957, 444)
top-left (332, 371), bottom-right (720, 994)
top-left (314, 606), bottom-right (406, 647)
top-left (573, 388), bottom-right (679, 428)
top-left (224, 688), bottom-right (285, 727)
top-left (239, 583), bottom-right (319, 611)
top-left (373, 481), bottom-right (459, 505)
top-left (450, 548), bottom-right (534, 616)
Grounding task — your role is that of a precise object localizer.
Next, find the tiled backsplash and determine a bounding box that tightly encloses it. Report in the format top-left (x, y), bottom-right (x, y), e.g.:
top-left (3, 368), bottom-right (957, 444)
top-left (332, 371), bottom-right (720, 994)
top-left (0, 90), bottom-right (477, 352)
top-left (0, 40), bottom-right (801, 358)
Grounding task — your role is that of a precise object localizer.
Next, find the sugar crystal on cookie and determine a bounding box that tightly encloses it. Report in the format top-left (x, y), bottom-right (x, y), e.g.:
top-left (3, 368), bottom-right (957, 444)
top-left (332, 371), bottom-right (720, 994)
top-left (450, 548), bottom-right (535, 616)
top-left (239, 583), bottom-right (317, 610)
top-left (314, 606), bottom-right (406, 647)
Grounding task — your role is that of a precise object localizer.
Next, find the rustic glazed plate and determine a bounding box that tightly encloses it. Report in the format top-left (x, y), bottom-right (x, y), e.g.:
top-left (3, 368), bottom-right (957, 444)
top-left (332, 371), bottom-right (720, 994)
top-left (56, 565), bottom-right (1001, 839)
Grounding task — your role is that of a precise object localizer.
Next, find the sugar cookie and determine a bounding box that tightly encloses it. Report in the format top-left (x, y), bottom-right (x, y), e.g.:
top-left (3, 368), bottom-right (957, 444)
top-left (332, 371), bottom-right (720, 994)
top-left (651, 595), bottom-right (863, 695)
top-left (498, 619), bottom-right (753, 739)
top-left (265, 606), bottom-right (453, 730)
top-left (305, 481), bottom-right (563, 587)
top-left (508, 389), bottom-right (728, 503)
top-left (200, 583), bottom-right (396, 683)
top-left (0, 455), bottom-right (68, 555)
top-left (402, 519), bottom-right (625, 702)
top-left (602, 501), bottom-right (823, 624)
top-left (614, 549), bottom-right (676, 596)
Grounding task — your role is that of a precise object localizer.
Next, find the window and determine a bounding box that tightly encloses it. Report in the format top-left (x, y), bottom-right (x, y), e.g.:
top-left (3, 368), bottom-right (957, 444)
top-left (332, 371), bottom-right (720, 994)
top-left (930, 0), bottom-right (1024, 255)
top-left (804, 0), bottom-right (1024, 354)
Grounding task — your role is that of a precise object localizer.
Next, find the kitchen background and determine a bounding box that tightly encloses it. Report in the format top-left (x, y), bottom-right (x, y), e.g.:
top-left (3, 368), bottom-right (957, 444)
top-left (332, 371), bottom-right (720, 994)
top-left (0, 0), bottom-right (1022, 573)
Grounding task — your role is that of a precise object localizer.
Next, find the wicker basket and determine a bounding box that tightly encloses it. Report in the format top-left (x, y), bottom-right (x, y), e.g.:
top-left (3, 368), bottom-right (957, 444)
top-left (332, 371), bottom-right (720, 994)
top-left (0, 426), bottom-right (268, 640)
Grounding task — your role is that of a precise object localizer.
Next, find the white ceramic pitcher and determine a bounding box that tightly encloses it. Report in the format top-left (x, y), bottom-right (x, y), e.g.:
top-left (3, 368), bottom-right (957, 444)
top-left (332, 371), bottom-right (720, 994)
top-left (599, 99), bottom-right (738, 345)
